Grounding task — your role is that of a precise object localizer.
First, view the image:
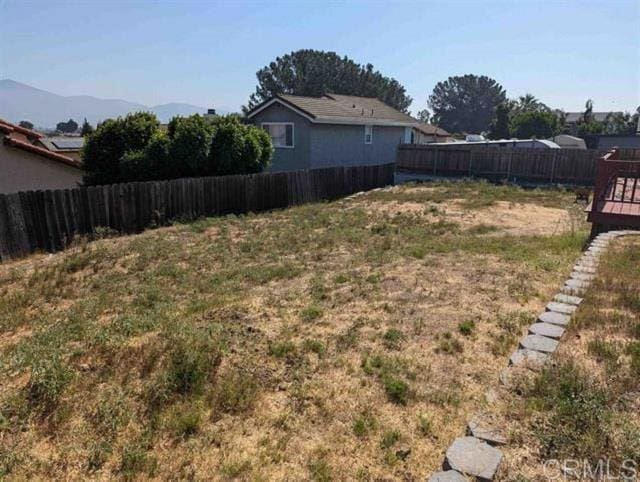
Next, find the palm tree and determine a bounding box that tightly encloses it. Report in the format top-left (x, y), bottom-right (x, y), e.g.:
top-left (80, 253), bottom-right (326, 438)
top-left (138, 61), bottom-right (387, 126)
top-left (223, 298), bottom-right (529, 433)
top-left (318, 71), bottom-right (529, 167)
top-left (517, 94), bottom-right (544, 113)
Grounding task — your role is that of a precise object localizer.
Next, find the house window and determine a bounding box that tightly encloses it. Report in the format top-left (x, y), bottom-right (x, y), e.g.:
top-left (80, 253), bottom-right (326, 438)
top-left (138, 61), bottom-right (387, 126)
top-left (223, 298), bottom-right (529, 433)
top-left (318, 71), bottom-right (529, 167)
top-left (364, 125), bottom-right (373, 144)
top-left (262, 123), bottom-right (294, 148)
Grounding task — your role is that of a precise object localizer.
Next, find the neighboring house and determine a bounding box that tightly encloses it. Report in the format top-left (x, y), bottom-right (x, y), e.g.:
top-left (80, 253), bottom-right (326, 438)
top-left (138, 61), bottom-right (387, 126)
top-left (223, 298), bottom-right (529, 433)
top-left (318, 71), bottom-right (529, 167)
top-left (588, 135), bottom-right (640, 151)
top-left (36, 136), bottom-right (85, 162)
top-left (0, 119), bottom-right (83, 194)
top-left (562, 111), bottom-right (622, 133)
top-left (427, 138), bottom-right (561, 149)
top-left (412, 123), bottom-right (453, 144)
top-left (246, 94), bottom-right (448, 172)
top-left (548, 134), bottom-right (587, 150)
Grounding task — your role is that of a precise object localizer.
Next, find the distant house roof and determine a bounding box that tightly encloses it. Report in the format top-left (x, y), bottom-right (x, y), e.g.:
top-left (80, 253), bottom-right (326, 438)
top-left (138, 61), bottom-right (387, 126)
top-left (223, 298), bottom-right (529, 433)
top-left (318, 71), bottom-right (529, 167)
top-left (564, 112), bottom-right (622, 123)
top-left (38, 136), bottom-right (85, 153)
top-left (594, 135), bottom-right (640, 151)
top-left (0, 119), bottom-right (81, 168)
top-left (428, 138), bottom-right (561, 149)
top-left (247, 94), bottom-right (447, 134)
top-left (412, 122), bottom-right (450, 137)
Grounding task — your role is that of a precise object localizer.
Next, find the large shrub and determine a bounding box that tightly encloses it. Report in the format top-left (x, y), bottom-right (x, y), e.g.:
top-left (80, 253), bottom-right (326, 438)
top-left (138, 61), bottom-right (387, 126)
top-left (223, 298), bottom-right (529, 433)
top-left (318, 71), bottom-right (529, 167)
top-left (208, 117), bottom-right (272, 175)
top-left (82, 112), bottom-right (160, 185)
top-left (167, 115), bottom-right (216, 176)
top-left (509, 110), bottom-right (560, 139)
top-left (82, 113), bottom-right (272, 185)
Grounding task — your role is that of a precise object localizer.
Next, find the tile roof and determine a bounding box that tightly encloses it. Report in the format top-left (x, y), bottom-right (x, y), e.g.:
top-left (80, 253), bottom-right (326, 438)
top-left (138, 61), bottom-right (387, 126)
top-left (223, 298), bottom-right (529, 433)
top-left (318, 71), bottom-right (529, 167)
top-left (413, 122), bottom-right (450, 137)
top-left (250, 93), bottom-right (430, 127)
top-left (0, 119), bottom-right (81, 168)
top-left (0, 118), bottom-right (44, 139)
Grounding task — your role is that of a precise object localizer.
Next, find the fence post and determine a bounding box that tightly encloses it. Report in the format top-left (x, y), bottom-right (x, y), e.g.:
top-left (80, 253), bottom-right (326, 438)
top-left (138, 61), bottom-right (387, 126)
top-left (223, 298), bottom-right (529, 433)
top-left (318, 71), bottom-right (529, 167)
top-left (433, 148), bottom-right (438, 176)
top-left (550, 150), bottom-right (557, 184)
top-left (506, 150), bottom-right (513, 181)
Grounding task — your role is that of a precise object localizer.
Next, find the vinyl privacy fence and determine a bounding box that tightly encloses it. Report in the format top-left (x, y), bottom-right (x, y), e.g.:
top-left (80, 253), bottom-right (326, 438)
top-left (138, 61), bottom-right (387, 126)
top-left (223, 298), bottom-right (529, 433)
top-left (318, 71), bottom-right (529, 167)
top-left (397, 145), bottom-right (606, 184)
top-left (0, 163), bottom-right (395, 261)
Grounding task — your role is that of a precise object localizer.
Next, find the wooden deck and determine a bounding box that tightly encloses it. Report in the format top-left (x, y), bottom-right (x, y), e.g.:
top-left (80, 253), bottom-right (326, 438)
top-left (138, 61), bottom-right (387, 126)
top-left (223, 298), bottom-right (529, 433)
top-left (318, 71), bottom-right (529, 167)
top-left (587, 149), bottom-right (640, 236)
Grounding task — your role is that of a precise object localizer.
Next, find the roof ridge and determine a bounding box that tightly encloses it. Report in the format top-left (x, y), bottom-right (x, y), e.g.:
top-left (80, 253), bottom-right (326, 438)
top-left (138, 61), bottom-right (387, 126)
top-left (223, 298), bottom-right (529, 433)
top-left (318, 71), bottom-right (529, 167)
top-left (0, 118), bottom-right (44, 138)
top-left (4, 136), bottom-right (81, 168)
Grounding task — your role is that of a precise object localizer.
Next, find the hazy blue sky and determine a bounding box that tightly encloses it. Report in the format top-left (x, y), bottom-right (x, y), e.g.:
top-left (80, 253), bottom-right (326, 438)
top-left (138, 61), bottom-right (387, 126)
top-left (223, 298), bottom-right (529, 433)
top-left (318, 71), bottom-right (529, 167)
top-left (2, 0), bottom-right (639, 114)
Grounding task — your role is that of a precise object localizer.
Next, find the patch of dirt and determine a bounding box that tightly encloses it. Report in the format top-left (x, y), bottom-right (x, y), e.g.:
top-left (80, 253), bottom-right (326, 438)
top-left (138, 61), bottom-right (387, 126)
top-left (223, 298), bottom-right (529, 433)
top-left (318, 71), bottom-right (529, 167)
top-left (365, 199), bottom-right (572, 236)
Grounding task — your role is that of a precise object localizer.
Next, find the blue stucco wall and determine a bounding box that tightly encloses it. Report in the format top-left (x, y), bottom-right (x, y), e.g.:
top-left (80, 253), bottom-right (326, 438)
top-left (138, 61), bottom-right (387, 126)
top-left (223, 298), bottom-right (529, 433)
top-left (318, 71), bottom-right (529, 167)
top-left (308, 124), bottom-right (404, 169)
top-left (250, 103), bottom-right (312, 172)
top-left (251, 103), bottom-right (405, 172)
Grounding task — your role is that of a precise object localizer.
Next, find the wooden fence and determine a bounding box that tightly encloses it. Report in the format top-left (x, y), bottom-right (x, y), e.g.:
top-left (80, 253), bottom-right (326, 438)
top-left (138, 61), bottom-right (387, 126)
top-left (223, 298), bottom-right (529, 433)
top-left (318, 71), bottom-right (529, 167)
top-left (0, 163), bottom-right (395, 261)
top-left (397, 145), bottom-right (608, 185)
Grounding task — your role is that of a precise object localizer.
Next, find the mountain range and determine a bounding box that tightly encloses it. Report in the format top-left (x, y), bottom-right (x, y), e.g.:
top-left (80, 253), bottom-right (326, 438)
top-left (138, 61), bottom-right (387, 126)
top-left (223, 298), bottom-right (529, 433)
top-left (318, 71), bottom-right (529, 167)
top-left (0, 79), bottom-right (210, 129)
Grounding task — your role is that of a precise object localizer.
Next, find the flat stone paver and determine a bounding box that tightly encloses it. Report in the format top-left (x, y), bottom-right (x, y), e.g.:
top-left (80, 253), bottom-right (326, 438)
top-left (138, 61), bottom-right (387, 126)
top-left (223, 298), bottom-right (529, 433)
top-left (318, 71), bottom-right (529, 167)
top-left (573, 264), bottom-right (596, 274)
top-left (564, 279), bottom-right (590, 293)
top-left (529, 322), bottom-right (565, 339)
top-left (468, 416), bottom-right (507, 446)
top-left (562, 284), bottom-right (585, 296)
top-left (509, 348), bottom-right (549, 367)
top-left (553, 293), bottom-right (583, 305)
top-left (546, 301), bottom-right (577, 315)
top-left (445, 436), bottom-right (503, 481)
top-left (429, 470), bottom-right (468, 482)
top-left (538, 311), bottom-right (571, 326)
top-left (570, 272), bottom-right (594, 281)
top-left (520, 334), bottom-right (559, 353)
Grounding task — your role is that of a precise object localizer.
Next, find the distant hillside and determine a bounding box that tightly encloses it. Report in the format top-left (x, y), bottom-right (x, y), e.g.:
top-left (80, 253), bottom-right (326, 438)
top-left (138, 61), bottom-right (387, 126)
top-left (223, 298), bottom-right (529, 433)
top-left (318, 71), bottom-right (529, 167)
top-left (0, 79), bottom-right (209, 128)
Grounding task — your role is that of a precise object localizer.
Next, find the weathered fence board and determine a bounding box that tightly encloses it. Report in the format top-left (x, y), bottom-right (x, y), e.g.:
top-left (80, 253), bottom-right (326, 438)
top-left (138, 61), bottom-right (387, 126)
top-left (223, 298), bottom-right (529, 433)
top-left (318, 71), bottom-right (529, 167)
top-left (396, 145), bottom-right (606, 185)
top-left (0, 163), bottom-right (394, 261)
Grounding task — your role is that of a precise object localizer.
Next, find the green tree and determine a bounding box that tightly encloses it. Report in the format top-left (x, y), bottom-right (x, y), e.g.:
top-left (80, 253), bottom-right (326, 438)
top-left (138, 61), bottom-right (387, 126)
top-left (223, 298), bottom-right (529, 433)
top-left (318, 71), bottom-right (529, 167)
top-left (80, 118), bottom-right (94, 136)
top-left (416, 109), bottom-right (431, 123)
top-left (488, 102), bottom-right (511, 139)
top-left (601, 111), bottom-right (639, 135)
top-left (509, 110), bottom-right (560, 138)
top-left (208, 117), bottom-right (272, 175)
top-left (56, 118), bottom-right (79, 133)
top-left (427, 74), bottom-right (506, 133)
top-left (247, 49), bottom-right (412, 112)
top-left (167, 115), bottom-right (216, 175)
top-left (82, 112), bottom-right (160, 185)
top-left (18, 120), bottom-right (34, 130)
top-left (514, 94), bottom-right (549, 113)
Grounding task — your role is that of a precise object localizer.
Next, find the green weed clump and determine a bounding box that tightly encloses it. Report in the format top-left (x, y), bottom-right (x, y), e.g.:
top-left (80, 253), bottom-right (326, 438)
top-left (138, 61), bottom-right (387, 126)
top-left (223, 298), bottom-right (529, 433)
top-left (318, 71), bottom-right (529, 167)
top-left (211, 369), bottom-right (259, 417)
top-left (527, 361), bottom-right (610, 461)
top-left (361, 353), bottom-right (413, 405)
top-left (27, 353), bottom-right (73, 412)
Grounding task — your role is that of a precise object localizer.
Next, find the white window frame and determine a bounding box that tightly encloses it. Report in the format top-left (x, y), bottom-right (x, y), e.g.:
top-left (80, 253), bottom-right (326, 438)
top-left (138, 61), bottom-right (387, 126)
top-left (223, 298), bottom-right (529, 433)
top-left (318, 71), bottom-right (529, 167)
top-left (364, 125), bottom-right (373, 144)
top-left (261, 122), bottom-right (295, 149)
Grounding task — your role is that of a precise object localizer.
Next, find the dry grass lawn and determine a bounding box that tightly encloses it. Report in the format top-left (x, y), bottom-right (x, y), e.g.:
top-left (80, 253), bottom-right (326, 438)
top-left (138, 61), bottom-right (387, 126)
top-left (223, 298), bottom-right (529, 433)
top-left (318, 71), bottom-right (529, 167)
top-left (0, 180), bottom-right (588, 480)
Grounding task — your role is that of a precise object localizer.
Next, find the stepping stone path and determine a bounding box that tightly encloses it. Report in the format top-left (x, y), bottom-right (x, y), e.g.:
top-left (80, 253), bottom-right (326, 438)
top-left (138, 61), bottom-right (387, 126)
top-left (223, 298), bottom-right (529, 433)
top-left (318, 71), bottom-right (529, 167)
top-left (427, 231), bottom-right (640, 481)
top-left (520, 334), bottom-right (559, 353)
top-left (538, 310), bottom-right (571, 326)
top-left (553, 293), bottom-right (582, 306)
top-left (445, 437), bottom-right (503, 481)
top-left (510, 348), bottom-right (548, 367)
top-left (467, 416), bottom-right (507, 446)
top-left (428, 471), bottom-right (468, 482)
top-left (546, 301), bottom-right (577, 315)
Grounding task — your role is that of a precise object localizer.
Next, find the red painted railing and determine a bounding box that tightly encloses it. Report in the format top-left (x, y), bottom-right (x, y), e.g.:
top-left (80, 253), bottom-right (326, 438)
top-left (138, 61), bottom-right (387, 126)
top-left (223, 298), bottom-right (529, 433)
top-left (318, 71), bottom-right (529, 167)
top-left (588, 148), bottom-right (640, 235)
